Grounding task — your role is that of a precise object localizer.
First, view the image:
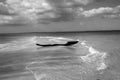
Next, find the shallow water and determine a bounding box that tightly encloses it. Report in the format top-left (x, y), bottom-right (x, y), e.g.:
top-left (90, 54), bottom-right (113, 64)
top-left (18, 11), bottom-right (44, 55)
top-left (0, 31), bottom-right (120, 80)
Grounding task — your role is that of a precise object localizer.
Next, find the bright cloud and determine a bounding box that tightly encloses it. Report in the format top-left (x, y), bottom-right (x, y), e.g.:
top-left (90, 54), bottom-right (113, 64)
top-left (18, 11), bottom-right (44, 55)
top-left (0, 15), bottom-right (13, 24)
top-left (78, 5), bottom-right (120, 18)
top-left (6, 0), bottom-right (53, 14)
top-left (74, 0), bottom-right (94, 5)
top-left (82, 7), bottom-right (113, 17)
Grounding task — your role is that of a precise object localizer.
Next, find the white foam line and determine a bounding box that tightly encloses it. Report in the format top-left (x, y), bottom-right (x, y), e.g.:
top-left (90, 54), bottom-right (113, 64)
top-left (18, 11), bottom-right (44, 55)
top-left (80, 41), bottom-right (107, 71)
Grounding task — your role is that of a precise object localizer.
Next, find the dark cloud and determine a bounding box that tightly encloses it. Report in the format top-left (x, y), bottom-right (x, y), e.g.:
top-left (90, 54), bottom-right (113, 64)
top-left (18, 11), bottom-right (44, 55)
top-left (36, 9), bottom-right (76, 24)
top-left (0, 0), bottom-right (6, 3)
top-left (0, 3), bottom-right (15, 15)
top-left (33, 0), bottom-right (84, 24)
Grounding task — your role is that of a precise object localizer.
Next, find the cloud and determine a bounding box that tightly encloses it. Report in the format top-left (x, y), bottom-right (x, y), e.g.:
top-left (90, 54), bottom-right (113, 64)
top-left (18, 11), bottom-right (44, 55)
top-left (0, 2), bottom-right (15, 15)
top-left (39, 5), bottom-right (120, 24)
top-left (0, 15), bottom-right (13, 24)
top-left (6, 0), bottom-right (53, 14)
top-left (77, 5), bottom-right (120, 18)
top-left (5, 0), bottom-right (78, 24)
top-left (0, 0), bottom-right (54, 24)
top-left (74, 0), bottom-right (94, 5)
top-left (80, 7), bottom-right (113, 17)
top-left (0, 0), bottom-right (120, 25)
top-left (1, 0), bottom-right (93, 24)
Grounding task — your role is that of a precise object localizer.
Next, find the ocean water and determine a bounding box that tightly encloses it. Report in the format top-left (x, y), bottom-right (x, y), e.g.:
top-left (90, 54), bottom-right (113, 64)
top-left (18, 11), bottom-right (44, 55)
top-left (0, 32), bottom-right (120, 80)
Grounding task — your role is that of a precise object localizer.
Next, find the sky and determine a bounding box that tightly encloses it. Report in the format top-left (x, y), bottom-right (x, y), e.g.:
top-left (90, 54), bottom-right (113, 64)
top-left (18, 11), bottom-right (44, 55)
top-left (0, 0), bottom-right (120, 33)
